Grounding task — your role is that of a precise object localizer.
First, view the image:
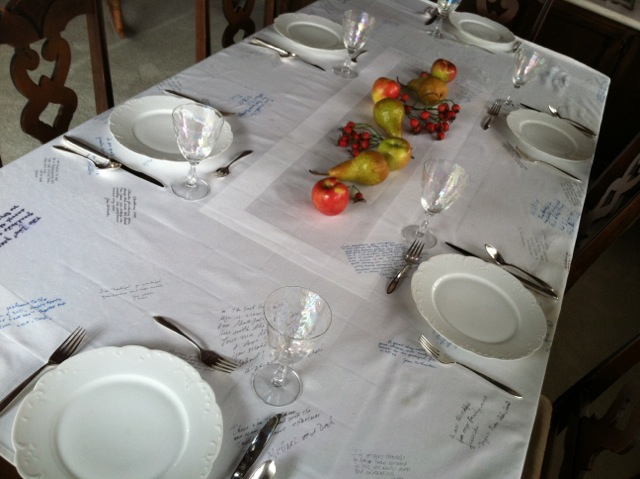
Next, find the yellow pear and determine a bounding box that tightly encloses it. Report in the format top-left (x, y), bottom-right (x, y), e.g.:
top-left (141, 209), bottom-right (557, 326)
top-left (373, 98), bottom-right (405, 138)
top-left (310, 151), bottom-right (390, 186)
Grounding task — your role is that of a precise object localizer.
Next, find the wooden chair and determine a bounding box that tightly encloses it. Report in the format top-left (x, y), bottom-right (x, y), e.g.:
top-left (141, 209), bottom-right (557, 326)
top-left (537, 332), bottom-right (640, 478)
top-left (0, 0), bottom-right (114, 153)
top-left (107, 0), bottom-right (125, 38)
top-left (566, 131), bottom-right (640, 290)
top-left (0, 455), bottom-right (20, 479)
top-left (195, 0), bottom-right (313, 61)
top-left (458, 0), bottom-right (555, 41)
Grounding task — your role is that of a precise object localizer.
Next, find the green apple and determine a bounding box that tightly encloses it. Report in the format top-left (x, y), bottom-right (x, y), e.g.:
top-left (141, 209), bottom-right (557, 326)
top-left (377, 137), bottom-right (413, 171)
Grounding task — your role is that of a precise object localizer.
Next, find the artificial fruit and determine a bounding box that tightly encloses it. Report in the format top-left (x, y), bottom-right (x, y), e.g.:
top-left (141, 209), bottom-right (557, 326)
top-left (371, 77), bottom-right (401, 103)
top-left (309, 150), bottom-right (390, 186)
top-left (311, 177), bottom-right (350, 216)
top-left (377, 137), bottom-right (413, 171)
top-left (431, 58), bottom-right (457, 82)
top-left (373, 98), bottom-right (405, 138)
top-left (407, 75), bottom-right (448, 106)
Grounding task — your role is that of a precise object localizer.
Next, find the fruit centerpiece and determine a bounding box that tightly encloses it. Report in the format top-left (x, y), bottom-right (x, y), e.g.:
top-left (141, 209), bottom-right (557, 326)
top-left (309, 58), bottom-right (461, 215)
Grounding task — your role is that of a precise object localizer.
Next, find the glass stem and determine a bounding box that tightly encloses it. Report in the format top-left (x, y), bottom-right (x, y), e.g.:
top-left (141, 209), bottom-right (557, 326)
top-left (271, 363), bottom-right (288, 388)
top-left (416, 213), bottom-right (434, 236)
top-left (343, 48), bottom-right (356, 70)
top-left (186, 161), bottom-right (198, 188)
top-left (433, 16), bottom-right (442, 35)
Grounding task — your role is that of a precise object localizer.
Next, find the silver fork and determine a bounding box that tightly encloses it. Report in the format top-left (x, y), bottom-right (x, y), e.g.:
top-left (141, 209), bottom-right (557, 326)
top-left (419, 335), bottom-right (522, 398)
top-left (386, 238), bottom-right (425, 294)
top-left (212, 150), bottom-right (253, 177)
top-left (0, 326), bottom-right (86, 414)
top-left (483, 100), bottom-right (502, 130)
top-left (153, 316), bottom-right (239, 373)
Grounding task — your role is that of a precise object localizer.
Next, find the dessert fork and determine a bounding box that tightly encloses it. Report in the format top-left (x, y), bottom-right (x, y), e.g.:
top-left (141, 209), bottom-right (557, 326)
top-left (387, 238), bottom-right (424, 294)
top-left (483, 100), bottom-right (502, 130)
top-left (419, 335), bottom-right (522, 398)
top-left (212, 149), bottom-right (253, 177)
top-left (153, 315), bottom-right (239, 372)
top-left (0, 326), bottom-right (86, 414)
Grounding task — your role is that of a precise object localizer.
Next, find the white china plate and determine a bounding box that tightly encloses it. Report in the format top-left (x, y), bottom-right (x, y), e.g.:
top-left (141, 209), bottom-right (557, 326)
top-left (274, 13), bottom-right (343, 50)
top-left (449, 13), bottom-right (515, 52)
top-left (507, 109), bottom-right (595, 163)
top-left (109, 95), bottom-right (233, 161)
top-left (13, 345), bottom-right (223, 479)
top-left (411, 254), bottom-right (546, 359)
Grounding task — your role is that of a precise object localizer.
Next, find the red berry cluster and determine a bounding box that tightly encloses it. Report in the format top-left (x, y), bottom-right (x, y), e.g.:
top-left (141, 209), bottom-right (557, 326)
top-left (401, 94), bottom-right (461, 140)
top-left (337, 122), bottom-right (384, 157)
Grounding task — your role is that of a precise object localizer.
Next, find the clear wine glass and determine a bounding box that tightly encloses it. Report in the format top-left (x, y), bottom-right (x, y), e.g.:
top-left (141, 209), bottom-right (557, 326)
top-left (332, 10), bottom-right (375, 79)
top-left (427, 0), bottom-right (462, 39)
top-left (401, 158), bottom-right (470, 247)
top-left (504, 45), bottom-right (545, 106)
top-left (171, 103), bottom-right (224, 201)
top-left (253, 286), bottom-right (332, 407)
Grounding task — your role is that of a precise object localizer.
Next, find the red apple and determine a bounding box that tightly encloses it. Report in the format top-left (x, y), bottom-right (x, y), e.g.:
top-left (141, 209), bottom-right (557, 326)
top-left (371, 77), bottom-right (401, 103)
top-left (311, 177), bottom-right (349, 216)
top-left (431, 58), bottom-right (457, 83)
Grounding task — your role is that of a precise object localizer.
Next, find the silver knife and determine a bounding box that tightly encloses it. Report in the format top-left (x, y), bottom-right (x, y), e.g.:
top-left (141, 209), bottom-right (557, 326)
top-left (444, 242), bottom-right (558, 300)
top-left (250, 37), bottom-right (326, 71)
top-left (519, 103), bottom-right (596, 137)
top-left (231, 413), bottom-right (283, 479)
top-left (162, 89), bottom-right (234, 116)
top-left (59, 137), bottom-right (165, 188)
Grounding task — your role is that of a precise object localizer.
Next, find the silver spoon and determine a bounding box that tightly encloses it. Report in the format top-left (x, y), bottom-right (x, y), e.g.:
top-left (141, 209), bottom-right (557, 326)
top-left (248, 460), bottom-right (276, 479)
top-left (547, 105), bottom-right (597, 138)
top-left (485, 244), bottom-right (557, 294)
top-left (212, 149), bottom-right (253, 177)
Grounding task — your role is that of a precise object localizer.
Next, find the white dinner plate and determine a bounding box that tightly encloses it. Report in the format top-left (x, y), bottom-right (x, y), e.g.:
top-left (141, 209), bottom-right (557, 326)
top-left (109, 95), bottom-right (233, 161)
top-left (13, 345), bottom-right (223, 479)
top-left (411, 254), bottom-right (546, 359)
top-left (507, 109), bottom-right (595, 163)
top-left (274, 13), bottom-right (344, 50)
top-left (449, 13), bottom-right (515, 52)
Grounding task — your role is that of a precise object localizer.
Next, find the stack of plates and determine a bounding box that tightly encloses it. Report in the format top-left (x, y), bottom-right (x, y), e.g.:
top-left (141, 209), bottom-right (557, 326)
top-left (411, 254), bottom-right (546, 360)
top-left (507, 109), bottom-right (596, 165)
top-left (13, 346), bottom-right (223, 479)
top-left (274, 13), bottom-right (344, 51)
top-left (449, 13), bottom-right (516, 52)
top-left (109, 95), bottom-right (233, 161)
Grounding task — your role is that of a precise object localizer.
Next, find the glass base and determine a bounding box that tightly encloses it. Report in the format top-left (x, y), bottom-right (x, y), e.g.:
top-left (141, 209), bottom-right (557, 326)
top-left (332, 65), bottom-right (358, 79)
top-left (253, 363), bottom-right (302, 407)
top-left (171, 178), bottom-right (210, 201)
top-left (427, 28), bottom-right (444, 39)
top-left (401, 225), bottom-right (438, 248)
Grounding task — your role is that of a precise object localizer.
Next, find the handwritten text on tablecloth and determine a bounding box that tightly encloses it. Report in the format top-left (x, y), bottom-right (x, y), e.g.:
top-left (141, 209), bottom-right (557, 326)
top-left (104, 187), bottom-right (138, 225)
top-left (0, 297), bottom-right (65, 329)
top-left (342, 242), bottom-right (408, 278)
top-left (0, 205), bottom-right (41, 249)
top-left (100, 279), bottom-right (164, 300)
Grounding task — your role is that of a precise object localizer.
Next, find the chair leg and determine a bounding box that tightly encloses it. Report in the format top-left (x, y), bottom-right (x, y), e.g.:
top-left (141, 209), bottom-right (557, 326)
top-left (195, 0), bottom-right (211, 62)
top-left (107, 0), bottom-right (126, 38)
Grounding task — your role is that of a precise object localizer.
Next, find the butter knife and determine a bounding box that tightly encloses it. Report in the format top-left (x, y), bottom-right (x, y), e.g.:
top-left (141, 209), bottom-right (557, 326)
top-left (231, 413), bottom-right (283, 479)
top-left (59, 136), bottom-right (165, 188)
top-left (444, 242), bottom-right (559, 300)
top-left (163, 89), bottom-right (234, 116)
top-left (250, 37), bottom-right (325, 71)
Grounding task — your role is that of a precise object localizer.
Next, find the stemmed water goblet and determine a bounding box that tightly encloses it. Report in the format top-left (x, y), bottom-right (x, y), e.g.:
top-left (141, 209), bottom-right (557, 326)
top-left (401, 157), bottom-right (469, 248)
top-left (427, 0), bottom-right (462, 39)
top-left (171, 103), bottom-right (224, 201)
top-left (253, 286), bottom-right (332, 407)
top-left (504, 45), bottom-right (545, 106)
top-left (332, 10), bottom-right (375, 79)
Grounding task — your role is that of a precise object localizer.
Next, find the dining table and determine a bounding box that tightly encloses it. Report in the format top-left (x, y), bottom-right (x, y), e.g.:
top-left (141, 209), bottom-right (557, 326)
top-left (0, 0), bottom-right (610, 477)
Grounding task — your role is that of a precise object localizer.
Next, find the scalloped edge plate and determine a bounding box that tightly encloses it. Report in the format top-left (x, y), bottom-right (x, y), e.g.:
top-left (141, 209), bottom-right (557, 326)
top-left (274, 13), bottom-right (344, 50)
top-left (13, 345), bottom-right (223, 479)
top-left (411, 254), bottom-right (546, 359)
top-left (449, 13), bottom-right (515, 52)
top-left (109, 95), bottom-right (233, 161)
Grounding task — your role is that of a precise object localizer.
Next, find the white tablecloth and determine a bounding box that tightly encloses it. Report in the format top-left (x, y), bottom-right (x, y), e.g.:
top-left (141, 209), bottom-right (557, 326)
top-left (0, 0), bottom-right (609, 477)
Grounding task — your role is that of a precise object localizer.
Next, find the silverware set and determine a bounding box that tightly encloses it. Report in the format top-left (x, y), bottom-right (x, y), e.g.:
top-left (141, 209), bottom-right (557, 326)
top-left (153, 315), bottom-right (240, 372)
top-left (387, 238), bottom-right (425, 294)
top-left (0, 327), bottom-right (86, 414)
top-left (419, 335), bottom-right (522, 398)
top-left (250, 37), bottom-right (325, 71)
top-left (521, 103), bottom-right (596, 138)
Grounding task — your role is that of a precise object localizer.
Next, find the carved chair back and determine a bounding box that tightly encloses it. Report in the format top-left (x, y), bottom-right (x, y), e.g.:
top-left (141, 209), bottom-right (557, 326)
top-left (0, 0), bottom-right (114, 149)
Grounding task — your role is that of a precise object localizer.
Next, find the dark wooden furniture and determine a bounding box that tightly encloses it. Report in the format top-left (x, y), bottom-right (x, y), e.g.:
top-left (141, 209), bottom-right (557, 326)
top-left (0, 455), bottom-right (20, 479)
top-left (540, 332), bottom-right (640, 477)
top-left (567, 131), bottom-right (640, 290)
top-left (458, 0), bottom-right (556, 41)
top-left (195, 0), bottom-right (314, 61)
top-left (107, 0), bottom-right (125, 37)
top-left (0, 0), bottom-right (114, 152)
